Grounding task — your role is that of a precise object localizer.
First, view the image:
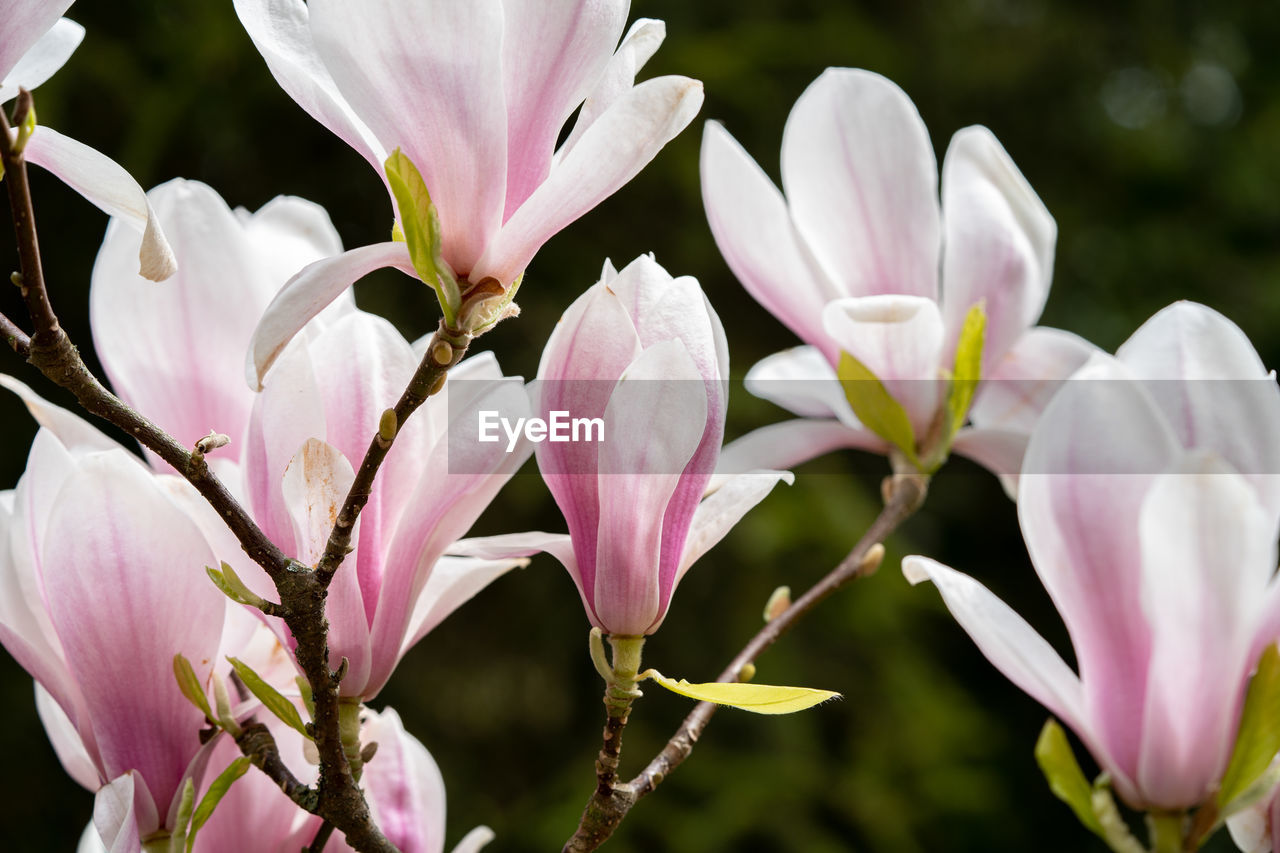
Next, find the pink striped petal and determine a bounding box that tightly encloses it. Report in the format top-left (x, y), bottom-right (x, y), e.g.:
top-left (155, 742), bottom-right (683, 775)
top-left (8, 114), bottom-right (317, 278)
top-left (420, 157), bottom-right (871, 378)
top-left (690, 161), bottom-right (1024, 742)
top-left (1135, 454), bottom-right (1274, 808)
top-left (22, 126), bottom-right (176, 281)
top-left (701, 121), bottom-right (838, 358)
top-left (940, 126), bottom-right (1056, 369)
top-left (310, 0), bottom-right (507, 276)
top-left (781, 69), bottom-right (940, 301)
top-left (0, 16), bottom-right (81, 103)
top-left (42, 451), bottom-right (224, 815)
top-left (500, 0), bottom-right (627, 215)
top-left (348, 707), bottom-right (446, 853)
top-left (593, 340), bottom-right (706, 635)
top-left (231, 0), bottom-right (384, 171)
top-left (473, 75), bottom-right (703, 286)
top-left (92, 772), bottom-right (153, 853)
top-left (247, 241), bottom-right (414, 389)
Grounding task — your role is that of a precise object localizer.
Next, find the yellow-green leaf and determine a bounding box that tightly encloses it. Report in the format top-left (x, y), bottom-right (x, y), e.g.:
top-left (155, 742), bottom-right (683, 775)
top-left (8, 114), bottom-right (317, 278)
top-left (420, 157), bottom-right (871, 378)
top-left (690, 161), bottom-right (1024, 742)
top-left (384, 148), bottom-right (460, 325)
top-left (1219, 644), bottom-right (1280, 808)
top-left (836, 351), bottom-right (918, 466)
top-left (186, 757), bottom-right (252, 852)
top-left (206, 561), bottom-right (266, 610)
top-left (1034, 718), bottom-right (1104, 838)
top-left (946, 302), bottom-right (987, 440)
top-left (173, 654), bottom-right (213, 723)
top-left (226, 656), bottom-right (310, 740)
top-left (646, 671), bottom-right (840, 715)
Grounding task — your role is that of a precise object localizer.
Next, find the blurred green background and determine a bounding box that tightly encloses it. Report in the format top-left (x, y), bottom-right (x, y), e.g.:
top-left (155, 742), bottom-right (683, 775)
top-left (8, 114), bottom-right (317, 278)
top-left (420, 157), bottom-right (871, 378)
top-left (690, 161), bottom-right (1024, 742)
top-left (2, 1), bottom-right (1278, 850)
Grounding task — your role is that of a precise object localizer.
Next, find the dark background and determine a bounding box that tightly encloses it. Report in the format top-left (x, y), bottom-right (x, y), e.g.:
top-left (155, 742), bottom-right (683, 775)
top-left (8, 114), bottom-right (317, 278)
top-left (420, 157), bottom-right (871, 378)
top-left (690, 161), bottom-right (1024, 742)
top-left (2, 1), bottom-right (1277, 850)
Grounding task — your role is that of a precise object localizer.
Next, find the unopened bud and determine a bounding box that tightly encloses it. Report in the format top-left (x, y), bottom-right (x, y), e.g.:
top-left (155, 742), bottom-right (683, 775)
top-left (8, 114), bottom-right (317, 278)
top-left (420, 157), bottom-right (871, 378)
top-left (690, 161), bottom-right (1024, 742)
top-left (429, 338), bottom-right (453, 366)
top-left (763, 586), bottom-right (791, 622)
top-left (195, 429), bottom-right (231, 455)
top-left (738, 662), bottom-right (757, 682)
top-left (377, 408), bottom-right (398, 445)
top-left (857, 543), bottom-right (886, 577)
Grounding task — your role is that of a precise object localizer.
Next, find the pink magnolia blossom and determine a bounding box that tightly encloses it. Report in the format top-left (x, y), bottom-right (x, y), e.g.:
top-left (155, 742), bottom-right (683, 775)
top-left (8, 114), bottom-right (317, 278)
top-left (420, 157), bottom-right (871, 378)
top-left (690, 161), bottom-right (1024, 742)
top-left (89, 179), bottom-right (531, 701)
top-left (235, 0), bottom-right (704, 386)
top-left (75, 707), bottom-right (494, 853)
top-left (904, 302), bottom-right (1280, 810)
top-left (703, 68), bottom-right (1095, 484)
top-left (462, 256), bottom-right (791, 636)
top-left (1, 1), bottom-right (175, 281)
top-left (0, 394), bottom-right (244, 848)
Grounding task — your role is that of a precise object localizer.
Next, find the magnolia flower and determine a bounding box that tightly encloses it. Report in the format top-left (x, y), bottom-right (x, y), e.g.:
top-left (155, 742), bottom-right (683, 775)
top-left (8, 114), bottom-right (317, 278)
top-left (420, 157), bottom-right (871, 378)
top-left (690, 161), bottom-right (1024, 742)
top-left (1, 1), bottom-right (175, 280)
top-left (76, 708), bottom-right (494, 853)
top-left (703, 68), bottom-right (1094, 483)
top-left (460, 256), bottom-right (790, 636)
top-left (904, 302), bottom-right (1280, 810)
top-left (240, 311), bottom-right (532, 699)
top-left (90, 178), bottom-right (350, 476)
top-left (235, 0), bottom-right (704, 385)
top-left (0, 404), bottom-right (237, 849)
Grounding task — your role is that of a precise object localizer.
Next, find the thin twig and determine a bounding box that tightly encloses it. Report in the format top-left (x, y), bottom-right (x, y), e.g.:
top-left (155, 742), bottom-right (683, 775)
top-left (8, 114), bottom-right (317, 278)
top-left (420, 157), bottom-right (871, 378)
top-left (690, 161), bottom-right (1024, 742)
top-left (562, 469), bottom-right (930, 853)
top-left (314, 322), bottom-right (471, 586)
top-left (0, 310), bottom-right (30, 358)
top-left (306, 820), bottom-right (337, 852)
top-left (1, 100), bottom-right (399, 852)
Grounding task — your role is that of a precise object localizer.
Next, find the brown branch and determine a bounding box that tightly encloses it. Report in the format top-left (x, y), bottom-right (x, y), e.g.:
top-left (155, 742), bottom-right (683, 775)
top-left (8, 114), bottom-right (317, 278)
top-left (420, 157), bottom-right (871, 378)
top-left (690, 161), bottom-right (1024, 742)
top-left (0, 309), bottom-right (30, 358)
top-left (314, 322), bottom-right (471, 586)
top-left (1, 99), bottom-right (399, 852)
top-left (562, 469), bottom-right (930, 852)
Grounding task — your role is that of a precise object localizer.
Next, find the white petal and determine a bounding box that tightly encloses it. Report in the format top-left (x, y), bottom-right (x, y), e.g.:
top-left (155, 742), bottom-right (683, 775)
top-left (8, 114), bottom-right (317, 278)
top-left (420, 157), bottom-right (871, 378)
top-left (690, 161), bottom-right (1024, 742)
top-left (35, 681), bottom-right (99, 791)
top-left (452, 826), bottom-right (497, 853)
top-left (678, 470), bottom-right (793, 579)
top-left (968, 327), bottom-right (1098, 434)
top-left (0, 2), bottom-right (75, 86)
top-left (781, 68), bottom-right (940, 300)
top-left (949, 427), bottom-right (1027, 496)
top-left (473, 76), bottom-right (703, 286)
top-left (399, 555), bottom-right (528, 659)
top-left (246, 241), bottom-right (414, 389)
top-left (22, 126), bottom-right (176, 280)
top-left (0, 17), bottom-right (83, 103)
top-left (743, 346), bottom-right (850, 421)
top-left (717, 419), bottom-right (886, 477)
top-left (701, 122), bottom-right (837, 357)
top-left (940, 126), bottom-right (1056, 368)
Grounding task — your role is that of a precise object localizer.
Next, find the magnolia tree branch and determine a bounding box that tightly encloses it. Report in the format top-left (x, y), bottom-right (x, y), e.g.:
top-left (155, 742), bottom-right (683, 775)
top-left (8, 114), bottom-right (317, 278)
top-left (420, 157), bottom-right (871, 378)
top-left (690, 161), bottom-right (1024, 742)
top-left (0, 99), bottom-right (410, 853)
top-left (563, 469), bottom-right (930, 853)
top-left (315, 323), bottom-right (471, 586)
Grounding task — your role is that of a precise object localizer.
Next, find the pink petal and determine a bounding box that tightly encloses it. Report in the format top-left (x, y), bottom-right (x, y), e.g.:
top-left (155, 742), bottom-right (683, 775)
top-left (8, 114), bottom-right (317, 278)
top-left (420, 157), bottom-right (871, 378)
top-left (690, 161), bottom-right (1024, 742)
top-left (781, 68), bottom-right (940, 301)
top-left (701, 121), bottom-right (837, 358)
top-left (231, 0), bottom-right (384, 170)
top-left (351, 707), bottom-right (446, 853)
top-left (558, 18), bottom-right (666, 160)
top-left (92, 772), bottom-right (154, 852)
top-left (35, 681), bottom-right (99, 791)
top-left (1135, 453), bottom-right (1274, 808)
top-left (91, 180), bottom-right (273, 462)
top-left (22, 126), bottom-right (176, 281)
top-left (310, 0), bottom-right (507, 276)
top-left (247, 241), bottom-right (415, 389)
top-left (968, 327), bottom-right (1098, 434)
top-left (399, 555), bottom-right (529, 656)
top-left (822, 295), bottom-right (945, 438)
top-left (0, 374), bottom-right (123, 455)
top-left (717, 420), bottom-right (887, 475)
top-left (594, 340), bottom-right (707, 635)
top-left (239, 194), bottom-right (351, 319)
top-left (1115, 301), bottom-right (1280, 518)
top-left (43, 451), bottom-right (224, 810)
top-left (0, 16), bottom-right (82, 103)
top-left (1018, 356), bottom-right (1182, 783)
top-left (473, 75), bottom-right (703, 286)
top-left (0, 1), bottom-right (75, 84)
top-left (500, 0), bottom-right (627, 215)
top-left (940, 126), bottom-right (1056, 369)
top-left (742, 346), bottom-right (852, 421)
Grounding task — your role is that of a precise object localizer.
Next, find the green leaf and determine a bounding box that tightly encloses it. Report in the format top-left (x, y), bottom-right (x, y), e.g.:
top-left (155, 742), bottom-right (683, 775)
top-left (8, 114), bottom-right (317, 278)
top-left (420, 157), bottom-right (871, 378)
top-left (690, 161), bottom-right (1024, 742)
top-left (1219, 644), bottom-right (1280, 808)
top-left (836, 351), bottom-right (919, 466)
top-left (206, 562), bottom-right (266, 609)
top-left (645, 671), bottom-right (840, 715)
top-left (169, 778), bottom-right (196, 853)
top-left (1034, 718), bottom-right (1104, 838)
top-left (186, 757), bottom-right (252, 853)
top-left (384, 148), bottom-right (460, 325)
top-left (945, 302), bottom-right (986, 440)
top-left (226, 656), bottom-right (310, 740)
top-left (173, 654), bottom-right (213, 722)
